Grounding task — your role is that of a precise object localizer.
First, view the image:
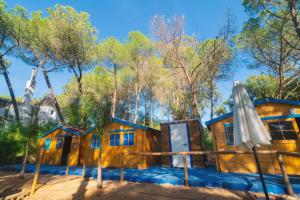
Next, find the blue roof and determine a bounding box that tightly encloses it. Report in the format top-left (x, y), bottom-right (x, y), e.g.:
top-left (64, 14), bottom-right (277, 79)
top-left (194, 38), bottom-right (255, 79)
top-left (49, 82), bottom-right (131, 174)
top-left (205, 98), bottom-right (300, 127)
top-left (83, 117), bottom-right (160, 135)
top-left (39, 125), bottom-right (82, 138)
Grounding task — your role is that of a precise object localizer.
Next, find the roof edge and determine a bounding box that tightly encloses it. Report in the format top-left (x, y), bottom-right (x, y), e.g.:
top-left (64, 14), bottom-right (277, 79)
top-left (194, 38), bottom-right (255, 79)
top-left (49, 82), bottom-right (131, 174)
top-left (83, 118), bottom-right (160, 135)
top-left (39, 125), bottom-right (82, 138)
top-left (205, 98), bottom-right (300, 127)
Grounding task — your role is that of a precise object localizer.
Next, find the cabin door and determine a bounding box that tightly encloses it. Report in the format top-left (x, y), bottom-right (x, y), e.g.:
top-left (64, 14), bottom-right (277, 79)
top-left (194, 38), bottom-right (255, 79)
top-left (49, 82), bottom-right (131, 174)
top-left (170, 123), bottom-right (191, 168)
top-left (61, 136), bottom-right (72, 165)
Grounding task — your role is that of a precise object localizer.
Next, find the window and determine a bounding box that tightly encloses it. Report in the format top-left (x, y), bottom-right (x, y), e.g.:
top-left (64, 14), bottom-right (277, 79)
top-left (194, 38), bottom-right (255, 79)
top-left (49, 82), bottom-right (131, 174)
top-left (123, 133), bottom-right (134, 146)
top-left (268, 121), bottom-right (297, 140)
top-left (56, 137), bottom-right (63, 149)
top-left (91, 134), bottom-right (101, 149)
top-left (110, 134), bottom-right (120, 146)
top-left (224, 125), bottom-right (234, 145)
top-left (44, 138), bottom-right (51, 150)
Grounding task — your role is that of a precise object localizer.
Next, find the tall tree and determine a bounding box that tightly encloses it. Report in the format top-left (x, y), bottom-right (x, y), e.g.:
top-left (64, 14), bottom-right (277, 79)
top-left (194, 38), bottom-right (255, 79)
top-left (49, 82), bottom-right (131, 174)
top-left (98, 37), bottom-right (129, 117)
top-left (152, 16), bottom-right (233, 122)
top-left (235, 11), bottom-right (300, 99)
top-left (0, 1), bottom-right (27, 122)
top-left (243, 0), bottom-right (300, 48)
top-left (47, 5), bottom-right (98, 94)
top-left (18, 11), bottom-right (65, 124)
top-left (126, 31), bottom-right (154, 123)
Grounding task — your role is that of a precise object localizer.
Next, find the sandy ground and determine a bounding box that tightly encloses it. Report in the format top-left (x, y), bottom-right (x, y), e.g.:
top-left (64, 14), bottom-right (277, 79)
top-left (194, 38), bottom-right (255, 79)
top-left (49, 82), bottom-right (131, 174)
top-left (0, 171), bottom-right (294, 200)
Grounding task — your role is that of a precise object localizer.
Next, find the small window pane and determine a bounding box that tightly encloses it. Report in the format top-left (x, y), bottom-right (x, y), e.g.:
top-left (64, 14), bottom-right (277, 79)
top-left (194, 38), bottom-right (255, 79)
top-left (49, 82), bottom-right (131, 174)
top-left (128, 133), bottom-right (134, 140)
top-left (44, 138), bottom-right (51, 150)
top-left (224, 126), bottom-right (234, 145)
top-left (91, 135), bottom-right (100, 149)
top-left (268, 121), bottom-right (297, 140)
top-left (110, 134), bottom-right (120, 146)
top-left (115, 138), bottom-right (120, 146)
top-left (280, 121), bottom-right (294, 131)
top-left (269, 122), bottom-right (281, 132)
top-left (123, 133), bottom-right (134, 146)
top-left (56, 137), bottom-right (63, 149)
top-left (283, 131), bottom-right (297, 140)
top-left (129, 139), bottom-right (134, 145)
top-left (124, 134), bottom-right (129, 140)
top-left (123, 140), bottom-right (129, 146)
top-left (270, 132), bottom-right (284, 140)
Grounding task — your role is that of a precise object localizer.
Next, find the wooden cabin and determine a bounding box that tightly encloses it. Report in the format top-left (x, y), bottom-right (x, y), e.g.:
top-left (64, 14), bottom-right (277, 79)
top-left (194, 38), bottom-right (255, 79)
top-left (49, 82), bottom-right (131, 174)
top-left (39, 118), bottom-right (161, 169)
top-left (205, 98), bottom-right (300, 175)
top-left (160, 119), bottom-right (206, 168)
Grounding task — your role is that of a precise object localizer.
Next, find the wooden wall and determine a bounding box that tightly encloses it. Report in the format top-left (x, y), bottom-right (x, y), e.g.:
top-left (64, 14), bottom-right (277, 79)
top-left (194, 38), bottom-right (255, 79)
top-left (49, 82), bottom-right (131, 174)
top-left (83, 122), bottom-right (161, 168)
top-left (211, 103), bottom-right (300, 175)
top-left (160, 119), bottom-right (205, 168)
top-left (39, 129), bottom-right (80, 166)
top-left (39, 122), bottom-right (160, 168)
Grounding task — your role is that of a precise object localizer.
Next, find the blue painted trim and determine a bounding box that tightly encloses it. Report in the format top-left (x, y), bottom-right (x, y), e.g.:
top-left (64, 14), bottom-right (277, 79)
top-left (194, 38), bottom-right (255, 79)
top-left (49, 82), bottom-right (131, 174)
top-left (168, 125), bottom-right (173, 167)
top-left (254, 98), bottom-right (300, 106)
top-left (224, 123), bottom-right (233, 127)
top-left (39, 126), bottom-right (62, 138)
top-left (83, 128), bottom-right (95, 135)
top-left (83, 118), bottom-right (160, 136)
top-left (112, 118), bottom-right (160, 133)
top-left (260, 114), bottom-right (300, 121)
top-left (205, 112), bottom-right (233, 126)
top-left (186, 124), bottom-right (193, 168)
top-left (39, 126), bottom-right (81, 138)
top-left (109, 128), bottom-right (136, 133)
top-left (205, 98), bottom-right (300, 126)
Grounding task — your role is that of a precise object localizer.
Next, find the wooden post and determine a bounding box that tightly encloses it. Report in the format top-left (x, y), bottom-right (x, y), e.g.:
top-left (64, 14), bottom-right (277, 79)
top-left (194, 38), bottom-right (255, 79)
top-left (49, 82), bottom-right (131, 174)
top-left (120, 154), bottom-right (124, 182)
top-left (183, 154), bottom-right (189, 188)
top-left (97, 155), bottom-right (103, 188)
top-left (30, 149), bottom-right (44, 196)
top-left (252, 146), bottom-right (269, 200)
top-left (82, 150), bottom-right (86, 180)
top-left (65, 153), bottom-right (70, 176)
top-left (277, 153), bottom-right (294, 196)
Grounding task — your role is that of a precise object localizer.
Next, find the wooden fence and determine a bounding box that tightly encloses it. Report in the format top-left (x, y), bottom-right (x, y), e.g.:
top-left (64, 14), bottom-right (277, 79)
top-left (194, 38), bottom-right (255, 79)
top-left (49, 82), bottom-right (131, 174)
top-left (120, 150), bottom-right (299, 196)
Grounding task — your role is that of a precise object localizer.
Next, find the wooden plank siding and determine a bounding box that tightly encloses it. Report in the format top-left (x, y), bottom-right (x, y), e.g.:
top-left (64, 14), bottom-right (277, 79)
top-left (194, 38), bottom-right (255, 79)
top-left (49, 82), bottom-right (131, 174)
top-left (38, 129), bottom-right (80, 166)
top-left (210, 102), bottom-right (300, 175)
top-left (38, 121), bottom-right (161, 169)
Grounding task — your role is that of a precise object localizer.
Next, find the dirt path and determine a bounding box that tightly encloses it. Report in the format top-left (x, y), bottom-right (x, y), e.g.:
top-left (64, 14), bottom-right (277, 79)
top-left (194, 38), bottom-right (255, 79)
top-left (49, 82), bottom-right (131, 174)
top-left (0, 171), bottom-right (292, 200)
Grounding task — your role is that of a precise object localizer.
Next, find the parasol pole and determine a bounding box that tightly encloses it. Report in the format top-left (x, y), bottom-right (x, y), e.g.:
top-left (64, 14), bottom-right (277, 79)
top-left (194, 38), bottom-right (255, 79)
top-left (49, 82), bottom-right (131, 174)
top-left (252, 146), bottom-right (270, 200)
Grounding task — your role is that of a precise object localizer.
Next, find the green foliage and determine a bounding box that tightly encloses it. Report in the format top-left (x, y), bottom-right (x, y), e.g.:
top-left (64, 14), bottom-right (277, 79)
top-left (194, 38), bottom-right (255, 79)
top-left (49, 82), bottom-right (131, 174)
top-left (204, 129), bottom-right (214, 151)
top-left (244, 75), bottom-right (278, 100)
top-left (0, 122), bottom-right (22, 163)
top-left (85, 98), bottom-right (112, 135)
top-left (59, 66), bottom-right (113, 128)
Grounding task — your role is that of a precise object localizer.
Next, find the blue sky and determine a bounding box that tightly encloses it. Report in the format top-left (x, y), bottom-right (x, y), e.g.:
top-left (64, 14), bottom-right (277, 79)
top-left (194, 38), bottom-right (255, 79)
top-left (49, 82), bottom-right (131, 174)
top-left (1, 0), bottom-right (259, 122)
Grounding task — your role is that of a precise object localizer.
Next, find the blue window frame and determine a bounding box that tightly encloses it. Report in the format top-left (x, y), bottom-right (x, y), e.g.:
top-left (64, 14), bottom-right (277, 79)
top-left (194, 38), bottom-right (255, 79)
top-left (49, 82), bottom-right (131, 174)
top-left (44, 138), bottom-right (51, 150)
top-left (110, 134), bottom-right (120, 146)
top-left (91, 134), bottom-right (101, 149)
top-left (123, 133), bottom-right (134, 146)
top-left (56, 137), bottom-right (63, 149)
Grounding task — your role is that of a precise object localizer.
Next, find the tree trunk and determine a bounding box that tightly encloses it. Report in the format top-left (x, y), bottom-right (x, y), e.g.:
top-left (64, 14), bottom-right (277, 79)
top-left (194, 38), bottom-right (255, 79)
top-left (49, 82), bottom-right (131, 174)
top-left (127, 95), bottom-right (131, 121)
top-left (97, 149), bottom-right (103, 188)
top-left (1, 63), bottom-right (20, 123)
top-left (210, 81), bottom-right (214, 120)
top-left (41, 65), bottom-right (65, 124)
top-left (288, 0), bottom-right (300, 39)
top-left (72, 65), bottom-right (83, 94)
top-left (133, 83), bottom-right (141, 123)
top-left (19, 139), bottom-right (29, 178)
top-left (112, 66), bottom-right (117, 118)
